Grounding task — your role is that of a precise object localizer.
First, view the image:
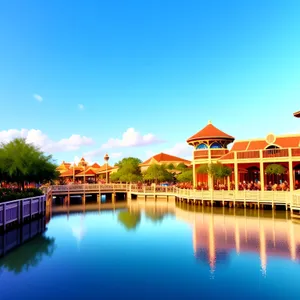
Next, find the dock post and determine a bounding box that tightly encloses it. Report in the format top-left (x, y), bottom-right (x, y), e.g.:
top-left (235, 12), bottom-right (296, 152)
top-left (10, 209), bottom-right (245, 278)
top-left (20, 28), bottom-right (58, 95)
top-left (18, 200), bottom-right (21, 224)
top-left (3, 203), bottom-right (6, 231)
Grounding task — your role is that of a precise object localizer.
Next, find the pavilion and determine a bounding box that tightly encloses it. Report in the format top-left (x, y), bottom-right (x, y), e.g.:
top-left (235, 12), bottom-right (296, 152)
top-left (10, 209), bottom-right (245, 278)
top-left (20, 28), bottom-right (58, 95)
top-left (187, 121), bottom-right (300, 191)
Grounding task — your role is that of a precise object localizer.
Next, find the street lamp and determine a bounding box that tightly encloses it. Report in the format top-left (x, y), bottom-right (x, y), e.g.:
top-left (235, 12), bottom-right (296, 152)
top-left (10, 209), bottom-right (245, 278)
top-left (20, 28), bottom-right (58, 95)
top-left (104, 153), bottom-right (109, 184)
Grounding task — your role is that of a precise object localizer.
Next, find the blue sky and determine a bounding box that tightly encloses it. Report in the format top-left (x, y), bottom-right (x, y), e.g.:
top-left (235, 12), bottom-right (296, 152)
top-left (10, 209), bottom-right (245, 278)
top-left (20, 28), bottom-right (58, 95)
top-left (0, 0), bottom-right (300, 165)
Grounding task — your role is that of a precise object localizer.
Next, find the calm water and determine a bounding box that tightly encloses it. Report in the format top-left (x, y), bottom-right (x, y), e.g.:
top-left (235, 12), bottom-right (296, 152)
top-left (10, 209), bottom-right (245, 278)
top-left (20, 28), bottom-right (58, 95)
top-left (1, 201), bottom-right (300, 300)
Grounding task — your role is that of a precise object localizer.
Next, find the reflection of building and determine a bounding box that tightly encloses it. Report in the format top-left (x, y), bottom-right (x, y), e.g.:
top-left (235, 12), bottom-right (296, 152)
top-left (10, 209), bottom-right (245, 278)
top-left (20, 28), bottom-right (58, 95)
top-left (187, 121), bottom-right (300, 190)
top-left (176, 208), bottom-right (300, 275)
top-left (140, 153), bottom-right (190, 172)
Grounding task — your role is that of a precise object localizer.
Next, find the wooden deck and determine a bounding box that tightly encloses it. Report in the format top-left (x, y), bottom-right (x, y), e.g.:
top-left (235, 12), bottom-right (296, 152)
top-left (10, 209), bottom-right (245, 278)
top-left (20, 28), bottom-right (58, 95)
top-left (49, 184), bottom-right (300, 213)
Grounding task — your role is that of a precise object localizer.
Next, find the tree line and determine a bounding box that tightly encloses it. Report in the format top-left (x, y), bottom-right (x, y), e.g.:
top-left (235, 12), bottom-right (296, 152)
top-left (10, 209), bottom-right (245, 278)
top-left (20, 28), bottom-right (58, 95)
top-left (109, 157), bottom-right (194, 184)
top-left (0, 138), bottom-right (59, 190)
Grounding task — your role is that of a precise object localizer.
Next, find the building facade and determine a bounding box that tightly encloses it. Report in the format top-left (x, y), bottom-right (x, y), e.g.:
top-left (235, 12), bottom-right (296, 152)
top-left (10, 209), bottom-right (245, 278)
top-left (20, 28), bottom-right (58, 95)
top-left (187, 121), bottom-right (300, 191)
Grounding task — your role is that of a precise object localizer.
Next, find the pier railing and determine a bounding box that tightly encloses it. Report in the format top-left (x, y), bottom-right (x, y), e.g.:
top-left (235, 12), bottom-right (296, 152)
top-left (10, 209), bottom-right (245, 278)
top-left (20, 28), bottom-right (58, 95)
top-left (0, 195), bottom-right (46, 230)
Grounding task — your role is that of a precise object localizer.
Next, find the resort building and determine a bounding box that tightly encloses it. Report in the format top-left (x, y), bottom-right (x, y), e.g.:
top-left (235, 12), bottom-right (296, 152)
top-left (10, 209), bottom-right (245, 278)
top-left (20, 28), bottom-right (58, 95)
top-left (57, 157), bottom-right (113, 183)
top-left (139, 152), bottom-right (190, 172)
top-left (187, 121), bottom-right (300, 191)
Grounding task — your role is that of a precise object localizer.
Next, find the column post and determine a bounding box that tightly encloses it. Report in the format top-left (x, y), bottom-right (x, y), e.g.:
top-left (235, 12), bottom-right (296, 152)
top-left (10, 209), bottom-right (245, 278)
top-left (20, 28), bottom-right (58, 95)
top-left (259, 150), bottom-right (264, 191)
top-left (234, 152), bottom-right (238, 191)
top-left (193, 160), bottom-right (197, 188)
top-left (288, 148), bottom-right (294, 191)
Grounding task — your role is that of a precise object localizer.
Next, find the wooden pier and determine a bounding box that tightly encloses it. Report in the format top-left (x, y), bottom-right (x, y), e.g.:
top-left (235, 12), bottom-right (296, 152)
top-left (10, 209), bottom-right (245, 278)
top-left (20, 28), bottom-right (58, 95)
top-left (49, 184), bottom-right (300, 215)
top-left (0, 195), bottom-right (46, 231)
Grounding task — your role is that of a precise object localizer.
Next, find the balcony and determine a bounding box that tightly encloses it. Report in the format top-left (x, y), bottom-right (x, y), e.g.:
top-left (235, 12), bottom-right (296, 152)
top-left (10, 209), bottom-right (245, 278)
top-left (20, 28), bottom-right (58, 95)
top-left (193, 149), bottom-right (229, 160)
top-left (262, 148), bottom-right (289, 158)
top-left (237, 151), bottom-right (260, 159)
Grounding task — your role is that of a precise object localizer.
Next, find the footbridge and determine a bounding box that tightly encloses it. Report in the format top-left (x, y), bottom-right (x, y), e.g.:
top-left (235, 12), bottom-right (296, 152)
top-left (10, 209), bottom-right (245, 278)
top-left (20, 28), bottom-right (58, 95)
top-left (48, 184), bottom-right (300, 213)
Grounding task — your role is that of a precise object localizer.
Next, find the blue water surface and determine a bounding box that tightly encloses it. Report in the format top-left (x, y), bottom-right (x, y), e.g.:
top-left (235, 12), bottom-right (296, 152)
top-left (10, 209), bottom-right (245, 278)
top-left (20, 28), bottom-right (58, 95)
top-left (0, 203), bottom-right (300, 300)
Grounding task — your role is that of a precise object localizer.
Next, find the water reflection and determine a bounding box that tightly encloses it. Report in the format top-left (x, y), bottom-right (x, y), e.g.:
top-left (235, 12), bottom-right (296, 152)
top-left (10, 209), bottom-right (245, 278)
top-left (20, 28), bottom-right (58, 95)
top-left (175, 203), bottom-right (300, 275)
top-left (117, 210), bottom-right (141, 230)
top-left (0, 218), bottom-right (56, 274)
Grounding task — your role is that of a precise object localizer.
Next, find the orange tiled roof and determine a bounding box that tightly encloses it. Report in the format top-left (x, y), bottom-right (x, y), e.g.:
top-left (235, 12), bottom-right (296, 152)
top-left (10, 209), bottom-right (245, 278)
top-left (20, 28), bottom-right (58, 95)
top-left (76, 168), bottom-right (97, 176)
top-left (97, 165), bottom-right (113, 173)
top-left (141, 152), bottom-right (190, 165)
top-left (187, 122), bottom-right (234, 143)
top-left (230, 141), bottom-right (249, 151)
top-left (60, 169), bottom-right (75, 177)
top-left (91, 163), bottom-right (101, 168)
top-left (225, 135), bottom-right (300, 153)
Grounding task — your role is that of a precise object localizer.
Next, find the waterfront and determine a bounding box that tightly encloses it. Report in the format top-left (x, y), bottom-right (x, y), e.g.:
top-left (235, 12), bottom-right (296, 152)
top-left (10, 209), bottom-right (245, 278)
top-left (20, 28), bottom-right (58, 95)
top-left (1, 201), bottom-right (300, 299)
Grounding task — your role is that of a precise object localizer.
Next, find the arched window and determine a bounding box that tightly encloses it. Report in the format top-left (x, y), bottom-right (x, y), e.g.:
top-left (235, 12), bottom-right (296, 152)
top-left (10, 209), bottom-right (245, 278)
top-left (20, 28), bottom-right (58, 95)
top-left (196, 143), bottom-right (208, 149)
top-left (266, 145), bottom-right (280, 149)
top-left (210, 142), bottom-right (222, 149)
top-left (265, 145), bottom-right (280, 155)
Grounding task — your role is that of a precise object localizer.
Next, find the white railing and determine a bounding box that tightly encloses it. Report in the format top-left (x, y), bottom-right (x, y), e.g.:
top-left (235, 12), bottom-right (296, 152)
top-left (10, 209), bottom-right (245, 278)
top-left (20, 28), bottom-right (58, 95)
top-left (50, 183), bottom-right (129, 193)
top-left (49, 184), bottom-right (297, 208)
top-left (291, 191), bottom-right (300, 210)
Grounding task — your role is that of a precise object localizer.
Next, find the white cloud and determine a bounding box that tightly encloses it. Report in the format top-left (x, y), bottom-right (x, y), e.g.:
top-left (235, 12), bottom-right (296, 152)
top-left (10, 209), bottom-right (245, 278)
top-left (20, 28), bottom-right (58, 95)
top-left (0, 129), bottom-right (94, 153)
top-left (102, 128), bottom-right (163, 149)
top-left (78, 104), bottom-right (84, 110)
top-left (33, 94), bottom-right (43, 102)
top-left (161, 142), bottom-right (193, 160)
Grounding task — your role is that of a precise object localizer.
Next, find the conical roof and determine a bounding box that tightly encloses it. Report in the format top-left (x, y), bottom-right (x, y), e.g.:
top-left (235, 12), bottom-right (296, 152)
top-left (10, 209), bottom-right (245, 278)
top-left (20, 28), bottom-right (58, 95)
top-left (187, 121), bottom-right (234, 143)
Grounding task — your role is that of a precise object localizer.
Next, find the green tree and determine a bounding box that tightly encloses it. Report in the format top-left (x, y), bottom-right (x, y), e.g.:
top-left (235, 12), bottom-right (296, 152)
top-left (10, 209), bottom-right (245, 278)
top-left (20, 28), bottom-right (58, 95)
top-left (166, 163), bottom-right (175, 170)
top-left (110, 157), bottom-right (143, 183)
top-left (118, 210), bottom-right (141, 230)
top-left (176, 163), bottom-right (188, 171)
top-left (197, 163), bottom-right (232, 179)
top-left (145, 210), bottom-right (166, 223)
top-left (265, 164), bottom-right (286, 175)
top-left (0, 138), bottom-right (59, 189)
top-left (176, 169), bottom-right (193, 183)
top-left (210, 163), bottom-right (232, 179)
top-left (143, 164), bottom-right (174, 183)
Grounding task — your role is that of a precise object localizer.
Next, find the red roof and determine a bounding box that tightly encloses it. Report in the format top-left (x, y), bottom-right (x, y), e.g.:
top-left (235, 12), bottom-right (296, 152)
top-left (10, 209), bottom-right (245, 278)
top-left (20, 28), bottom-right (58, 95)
top-left (76, 168), bottom-right (97, 177)
top-left (60, 169), bottom-right (75, 177)
top-left (141, 153), bottom-right (190, 165)
top-left (91, 163), bottom-right (101, 168)
top-left (230, 135), bottom-right (300, 151)
top-left (187, 121), bottom-right (234, 143)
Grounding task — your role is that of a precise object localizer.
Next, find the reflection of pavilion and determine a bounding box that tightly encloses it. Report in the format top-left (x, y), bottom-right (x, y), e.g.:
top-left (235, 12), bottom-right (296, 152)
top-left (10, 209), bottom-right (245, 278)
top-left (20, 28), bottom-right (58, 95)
top-left (177, 208), bottom-right (300, 275)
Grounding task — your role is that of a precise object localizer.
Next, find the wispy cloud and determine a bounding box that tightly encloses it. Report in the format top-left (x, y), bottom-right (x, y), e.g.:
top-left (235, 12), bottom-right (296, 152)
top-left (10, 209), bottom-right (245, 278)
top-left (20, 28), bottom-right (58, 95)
top-left (33, 94), bottom-right (43, 102)
top-left (0, 129), bottom-right (94, 153)
top-left (78, 104), bottom-right (84, 110)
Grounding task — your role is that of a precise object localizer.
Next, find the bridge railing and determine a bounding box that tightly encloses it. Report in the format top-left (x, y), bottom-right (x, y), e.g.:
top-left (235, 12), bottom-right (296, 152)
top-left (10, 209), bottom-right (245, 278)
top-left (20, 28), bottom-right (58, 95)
top-left (291, 191), bottom-right (300, 210)
top-left (50, 184), bottom-right (129, 193)
top-left (0, 195), bottom-right (46, 230)
top-left (48, 184), bottom-right (300, 208)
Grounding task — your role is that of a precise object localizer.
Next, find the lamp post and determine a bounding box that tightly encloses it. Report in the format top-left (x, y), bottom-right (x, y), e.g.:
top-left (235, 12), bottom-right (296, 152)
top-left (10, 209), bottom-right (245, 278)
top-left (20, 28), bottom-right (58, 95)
top-left (104, 153), bottom-right (109, 184)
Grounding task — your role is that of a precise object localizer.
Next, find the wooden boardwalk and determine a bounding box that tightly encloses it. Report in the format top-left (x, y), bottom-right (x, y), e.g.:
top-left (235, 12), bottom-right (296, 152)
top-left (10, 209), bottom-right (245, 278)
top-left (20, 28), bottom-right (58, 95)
top-left (49, 184), bottom-right (300, 213)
